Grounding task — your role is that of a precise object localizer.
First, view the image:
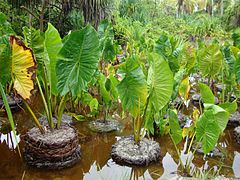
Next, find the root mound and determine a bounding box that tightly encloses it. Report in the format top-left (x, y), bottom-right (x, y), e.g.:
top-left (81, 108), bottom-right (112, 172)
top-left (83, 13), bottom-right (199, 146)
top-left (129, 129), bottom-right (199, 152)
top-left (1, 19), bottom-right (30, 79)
top-left (111, 136), bottom-right (160, 166)
top-left (88, 119), bottom-right (121, 133)
top-left (24, 124), bottom-right (81, 169)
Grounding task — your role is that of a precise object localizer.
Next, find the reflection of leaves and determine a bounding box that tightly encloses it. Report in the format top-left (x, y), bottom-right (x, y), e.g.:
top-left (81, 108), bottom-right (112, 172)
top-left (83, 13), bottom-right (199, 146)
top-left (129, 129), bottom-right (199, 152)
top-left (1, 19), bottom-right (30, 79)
top-left (11, 36), bottom-right (36, 100)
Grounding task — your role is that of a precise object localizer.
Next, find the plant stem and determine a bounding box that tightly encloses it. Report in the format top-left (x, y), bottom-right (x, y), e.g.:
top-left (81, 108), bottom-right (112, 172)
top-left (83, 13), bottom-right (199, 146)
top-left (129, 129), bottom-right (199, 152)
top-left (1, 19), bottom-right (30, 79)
top-left (0, 83), bottom-right (21, 157)
top-left (142, 94), bottom-right (150, 124)
top-left (36, 77), bottom-right (50, 126)
top-left (221, 65), bottom-right (225, 103)
top-left (187, 132), bottom-right (196, 154)
top-left (23, 100), bottom-right (44, 134)
top-left (169, 133), bottom-right (184, 170)
top-left (57, 95), bottom-right (67, 129)
top-left (42, 67), bottom-right (54, 129)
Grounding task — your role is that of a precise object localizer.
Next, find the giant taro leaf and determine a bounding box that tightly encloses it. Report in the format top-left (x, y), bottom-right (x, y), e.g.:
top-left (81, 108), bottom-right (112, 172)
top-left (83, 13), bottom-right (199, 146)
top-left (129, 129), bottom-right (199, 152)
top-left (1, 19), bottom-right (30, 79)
top-left (196, 104), bottom-right (229, 154)
top-left (196, 109), bottom-right (221, 154)
top-left (204, 103), bottom-right (230, 132)
top-left (57, 25), bottom-right (100, 96)
top-left (10, 36), bottom-right (36, 100)
top-left (198, 44), bottom-right (223, 77)
top-left (147, 53), bottom-right (174, 112)
top-left (117, 57), bottom-right (148, 118)
top-left (44, 23), bottom-right (62, 95)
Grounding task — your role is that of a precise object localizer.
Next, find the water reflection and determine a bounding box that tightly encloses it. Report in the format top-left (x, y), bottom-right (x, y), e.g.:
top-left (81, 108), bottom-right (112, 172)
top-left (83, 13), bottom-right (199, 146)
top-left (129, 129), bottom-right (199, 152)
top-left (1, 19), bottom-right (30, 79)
top-left (232, 151), bottom-right (240, 178)
top-left (0, 130), bottom-right (20, 149)
top-left (160, 152), bottom-right (178, 179)
top-left (83, 159), bottom-right (162, 180)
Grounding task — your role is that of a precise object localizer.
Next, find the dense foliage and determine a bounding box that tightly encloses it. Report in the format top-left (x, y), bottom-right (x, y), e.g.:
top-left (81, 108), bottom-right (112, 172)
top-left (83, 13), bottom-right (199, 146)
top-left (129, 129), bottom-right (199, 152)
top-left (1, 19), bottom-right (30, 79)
top-left (0, 0), bottom-right (240, 177)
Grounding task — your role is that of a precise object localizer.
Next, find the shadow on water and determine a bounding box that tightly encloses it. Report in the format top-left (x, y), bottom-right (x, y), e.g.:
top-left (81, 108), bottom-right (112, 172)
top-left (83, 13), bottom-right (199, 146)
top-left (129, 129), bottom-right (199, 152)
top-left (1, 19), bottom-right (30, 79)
top-left (0, 94), bottom-right (240, 179)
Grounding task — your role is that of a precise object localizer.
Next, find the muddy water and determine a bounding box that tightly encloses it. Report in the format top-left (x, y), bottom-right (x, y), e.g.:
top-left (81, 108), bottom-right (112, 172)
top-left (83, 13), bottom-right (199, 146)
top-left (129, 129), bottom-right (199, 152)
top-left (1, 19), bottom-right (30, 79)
top-left (0, 95), bottom-right (240, 179)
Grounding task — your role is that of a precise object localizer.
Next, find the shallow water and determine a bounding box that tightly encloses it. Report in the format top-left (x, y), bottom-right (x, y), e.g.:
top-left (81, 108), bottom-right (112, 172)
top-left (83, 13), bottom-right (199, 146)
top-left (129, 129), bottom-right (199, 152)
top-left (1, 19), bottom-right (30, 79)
top-left (0, 95), bottom-right (240, 179)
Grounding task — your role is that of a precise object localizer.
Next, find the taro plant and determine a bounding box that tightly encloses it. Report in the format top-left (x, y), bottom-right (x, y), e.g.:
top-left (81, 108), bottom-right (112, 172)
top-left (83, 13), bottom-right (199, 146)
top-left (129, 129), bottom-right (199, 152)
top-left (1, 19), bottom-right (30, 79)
top-left (117, 53), bottom-right (174, 143)
top-left (167, 82), bottom-right (237, 176)
top-left (95, 19), bottom-right (119, 121)
top-left (23, 22), bottom-right (100, 130)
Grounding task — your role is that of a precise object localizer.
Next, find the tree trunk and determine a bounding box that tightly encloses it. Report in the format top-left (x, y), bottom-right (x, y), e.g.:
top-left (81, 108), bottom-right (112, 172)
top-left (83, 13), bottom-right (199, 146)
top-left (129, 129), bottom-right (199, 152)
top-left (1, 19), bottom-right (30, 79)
top-left (221, 0), bottom-right (224, 16)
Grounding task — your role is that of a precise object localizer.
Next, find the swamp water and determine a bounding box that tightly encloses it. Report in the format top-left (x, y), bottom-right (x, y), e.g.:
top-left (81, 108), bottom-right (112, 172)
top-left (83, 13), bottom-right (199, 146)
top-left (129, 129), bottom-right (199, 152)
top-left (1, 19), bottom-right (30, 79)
top-left (0, 95), bottom-right (240, 179)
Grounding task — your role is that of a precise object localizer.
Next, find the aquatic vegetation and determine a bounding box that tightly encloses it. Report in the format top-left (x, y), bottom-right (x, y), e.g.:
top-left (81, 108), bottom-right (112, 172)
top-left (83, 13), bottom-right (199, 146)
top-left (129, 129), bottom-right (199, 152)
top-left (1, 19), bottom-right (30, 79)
top-left (1, 0), bottom-right (240, 178)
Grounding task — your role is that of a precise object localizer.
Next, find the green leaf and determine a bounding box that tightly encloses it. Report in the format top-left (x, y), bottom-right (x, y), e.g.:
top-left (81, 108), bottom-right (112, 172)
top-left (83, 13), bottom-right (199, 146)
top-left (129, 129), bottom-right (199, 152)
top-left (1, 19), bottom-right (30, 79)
top-left (179, 44), bottom-right (196, 72)
top-left (198, 44), bottom-right (223, 77)
top-left (98, 20), bottom-right (115, 62)
top-left (0, 12), bottom-right (14, 36)
top-left (57, 25), bottom-right (100, 96)
top-left (89, 98), bottom-right (98, 112)
top-left (22, 26), bottom-right (44, 63)
top-left (168, 109), bottom-right (182, 145)
top-left (147, 53), bottom-right (174, 111)
top-left (0, 36), bottom-right (11, 86)
top-left (199, 83), bottom-right (215, 104)
top-left (196, 109), bottom-right (221, 154)
top-left (172, 68), bottom-right (186, 99)
top-left (109, 74), bottom-right (119, 100)
top-left (204, 103), bottom-right (230, 132)
top-left (218, 101), bottom-right (237, 114)
top-left (232, 29), bottom-right (240, 49)
top-left (44, 23), bottom-right (62, 95)
top-left (82, 92), bottom-right (93, 104)
top-left (117, 56), bottom-right (148, 117)
top-left (235, 53), bottom-right (240, 82)
top-left (98, 73), bottom-right (112, 105)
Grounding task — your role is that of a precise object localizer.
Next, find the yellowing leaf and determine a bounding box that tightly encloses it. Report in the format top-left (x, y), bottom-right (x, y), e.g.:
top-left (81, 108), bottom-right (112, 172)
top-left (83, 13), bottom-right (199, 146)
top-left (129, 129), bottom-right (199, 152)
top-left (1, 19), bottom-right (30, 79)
top-left (179, 77), bottom-right (190, 100)
top-left (192, 108), bottom-right (200, 125)
top-left (10, 36), bottom-right (36, 100)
